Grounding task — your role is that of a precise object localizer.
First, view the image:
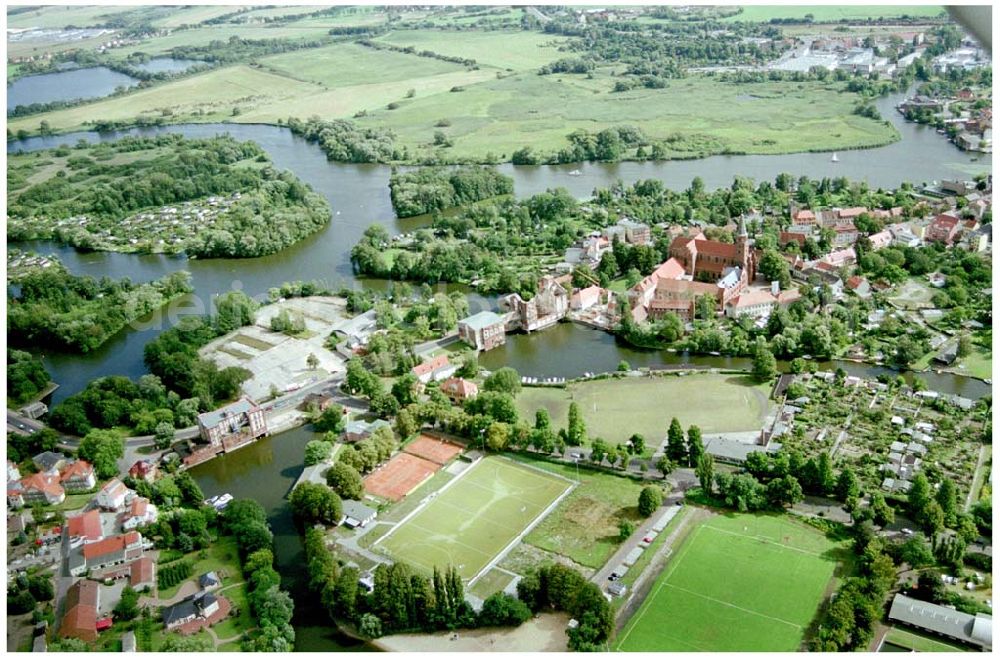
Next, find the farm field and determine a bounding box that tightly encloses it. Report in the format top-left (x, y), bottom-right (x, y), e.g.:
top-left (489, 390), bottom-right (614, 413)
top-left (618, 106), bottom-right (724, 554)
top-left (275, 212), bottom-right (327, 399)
top-left (372, 456), bottom-right (571, 581)
top-left (7, 5), bottom-right (157, 29)
top-left (615, 513), bottom-right (844, 652)
top-left (722, 5), bottom-right (946, 22)
top-left (516, 454), bottom-right (650, 569)
top-left (516, 374), bottom-right (771, 443)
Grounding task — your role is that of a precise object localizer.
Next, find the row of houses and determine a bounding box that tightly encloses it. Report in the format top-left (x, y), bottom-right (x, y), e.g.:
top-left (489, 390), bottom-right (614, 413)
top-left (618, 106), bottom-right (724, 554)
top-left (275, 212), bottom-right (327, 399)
top-left (7, 455), bottom-right (97, 507)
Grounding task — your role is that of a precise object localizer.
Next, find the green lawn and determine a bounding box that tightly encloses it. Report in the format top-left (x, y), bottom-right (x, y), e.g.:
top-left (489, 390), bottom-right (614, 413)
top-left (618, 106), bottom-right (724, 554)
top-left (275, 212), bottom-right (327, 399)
top-left (722, 5), bottom-right (945, 22)
top-left (516, 374), bottom-right (771, 444)
top-left (372, 456), bottom-right (571, 581)
top-left (615, 513), bottom-right (844, 652)
top-left (517, 454), bottom-right (650, 569)
top-left (884, 627), bottom-right (971, 652)
top-left (948, 346), bottom-right (993, 380)
top-left (211, 581), bottom-right (254, 641)
top-left (156, 536), bottom-right (242, 601)
top-left (468, 567), bottom-right (516, 600)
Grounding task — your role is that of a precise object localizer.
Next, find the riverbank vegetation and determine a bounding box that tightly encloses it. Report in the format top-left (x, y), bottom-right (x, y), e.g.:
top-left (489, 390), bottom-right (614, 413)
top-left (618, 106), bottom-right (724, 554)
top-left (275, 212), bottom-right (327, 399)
top-left (6, 350), bottom-right (52, 406)
top-left (388, 166), bottom-right (513, 217)
top-left (7, 261), bottom-right (193, 353)
top-left (7, 135), bottom-right (330, 257)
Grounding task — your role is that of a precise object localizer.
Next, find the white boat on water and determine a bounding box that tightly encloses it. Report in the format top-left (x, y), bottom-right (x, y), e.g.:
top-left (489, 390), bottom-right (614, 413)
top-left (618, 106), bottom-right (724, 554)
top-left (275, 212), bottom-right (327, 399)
top-left (568, 169), bottom-right (582, 176)
top-left (205, 493), bottom-right (234, 511)
top-left (830, 153), bottom-right (839, 162)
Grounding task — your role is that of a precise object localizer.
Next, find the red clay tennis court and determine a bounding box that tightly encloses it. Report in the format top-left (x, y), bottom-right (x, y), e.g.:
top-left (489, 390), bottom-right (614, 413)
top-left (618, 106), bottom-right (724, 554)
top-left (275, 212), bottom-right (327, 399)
top-left (363, 453), bottom-right (441, 502)
top-left (403, 434), bottom-right (464, 465)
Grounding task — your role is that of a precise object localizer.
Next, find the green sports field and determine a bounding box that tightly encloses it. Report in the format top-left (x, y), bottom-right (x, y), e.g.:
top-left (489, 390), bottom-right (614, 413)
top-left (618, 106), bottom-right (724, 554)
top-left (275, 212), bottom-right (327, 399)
top-left (373, 456), bottom-right (571, 581)
top-left (616, 514), bottom-right (843, 652)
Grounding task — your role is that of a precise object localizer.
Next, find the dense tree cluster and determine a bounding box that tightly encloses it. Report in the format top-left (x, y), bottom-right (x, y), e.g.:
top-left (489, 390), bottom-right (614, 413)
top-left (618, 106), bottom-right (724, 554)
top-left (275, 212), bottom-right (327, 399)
top-left (389, 166), bottom-right (513, 217)
top-left (286, 116), bottom-right (404, 163)
top-left (289, 482), bottom-right (343, 525)
top-left (7, 265), bottom-right (192, 353)
top-left (6, 349), bottom-right (51, 404)
top-left (170, 35), bottom-right (328, 64)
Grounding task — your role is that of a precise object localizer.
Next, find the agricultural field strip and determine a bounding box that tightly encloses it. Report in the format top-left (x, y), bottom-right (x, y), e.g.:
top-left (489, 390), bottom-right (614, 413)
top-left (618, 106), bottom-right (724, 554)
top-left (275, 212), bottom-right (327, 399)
top-left (616, 522), bottom-right (811, 648)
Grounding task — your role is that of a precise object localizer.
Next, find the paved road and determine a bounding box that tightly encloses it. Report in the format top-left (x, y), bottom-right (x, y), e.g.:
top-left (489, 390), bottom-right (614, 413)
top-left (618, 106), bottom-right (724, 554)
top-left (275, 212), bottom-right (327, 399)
top-left (591, 497), bottom-right (685, 587)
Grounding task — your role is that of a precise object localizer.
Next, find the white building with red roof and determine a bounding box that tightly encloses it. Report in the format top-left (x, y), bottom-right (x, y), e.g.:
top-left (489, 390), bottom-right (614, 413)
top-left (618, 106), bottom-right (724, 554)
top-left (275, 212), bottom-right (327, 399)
top-left (66, 509), bottom-right (103, 544)
top-left (121, 497), bottom-right (158, 531)
top-left (439, 378), bottom-right (479, 405)
top-left (95, 478), bottom-right (133, 512)
top-left (60, 460), bottom-right (97, 492)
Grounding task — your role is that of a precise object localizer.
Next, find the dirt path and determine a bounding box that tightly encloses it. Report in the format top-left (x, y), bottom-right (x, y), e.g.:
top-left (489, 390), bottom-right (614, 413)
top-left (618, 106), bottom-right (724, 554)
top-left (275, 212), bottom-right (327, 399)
top-left (375, 612), bottom-right (570, 652)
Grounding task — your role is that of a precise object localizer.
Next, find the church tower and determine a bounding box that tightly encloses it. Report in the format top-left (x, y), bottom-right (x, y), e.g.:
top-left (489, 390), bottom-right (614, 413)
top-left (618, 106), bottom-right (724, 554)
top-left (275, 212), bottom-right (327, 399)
top-left (735, 215), bottom-right (755, 280)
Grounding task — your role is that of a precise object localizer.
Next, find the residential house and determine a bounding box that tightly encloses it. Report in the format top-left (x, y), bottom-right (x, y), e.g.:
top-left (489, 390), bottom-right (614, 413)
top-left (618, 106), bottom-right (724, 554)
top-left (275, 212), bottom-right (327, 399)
top-left (821, 247), bottom-right (857, 268)
top-left (458, 310), bottom-right (507, 351)
top-left (846, 276), bottom-right (872, 299)
top-left (18, 472), bottom-right (65, 506)
top-left (7, 460), bottom-right (21, 483)
top-left (59, 460), bottom-right (97, 493)
top-left (95, 478), bottom-right (132, 512)
top-left (66, 510), bottom-right (103, 544)
top-left (127, 459), bottom-right (159, 484)
top-left (32, 451), bottom-right (68, 474)
top-left (724, 285), bottom-right (800, 319)
top-left (888, 594), bottom-right (992, 651)
top-left (162, 591), bottom-right (220, 631)
top-left (59, 580), bottom-right (100, 642)
top-left (868, 228), bottom-right (894, 250)
top-left (120, 497), bottom-right (158, 531)
top-left (410, 354), bottom-right (457, 384)
top-left (196, 397), bottom-right (268, 447)
top-left (603, 218), bottom-right (651, 245)
top-left (341, 419), bottom-right (392, 444)
top-left (69, 531), bottom-right (144, 577)
top-left (925, 214), bottom-right (962, 245)
top-left (832, 223), bottom-right (860, 247)
top-left (440, 378), bottom-right (479, 405)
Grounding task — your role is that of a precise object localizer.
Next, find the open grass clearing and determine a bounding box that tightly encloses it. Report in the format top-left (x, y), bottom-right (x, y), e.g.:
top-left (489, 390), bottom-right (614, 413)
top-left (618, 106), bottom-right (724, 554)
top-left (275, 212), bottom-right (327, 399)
top-left (615, 513), bottom-right (844, 652)
top-left (149, 5), bottom-right (251, 28)
top-left (516, 373), bottom-right (771, 444)
top-left (884, 626), bottom-right (972, 652)
top-left (7, 5), bottom-right (154, 29)
top-left (231, 333), bottom-right (276, 351)
top-left (7, 65), bottom-right (317, 135)
top-left (356, 72), bottom-right (898, 162)
top-left (946, 346), bottom-right (992, 380)
top-left (887, 278), bottom-right (937, 309)
top-left (516, 454), bottom-right (649, 569)
top-left (372, 456), bottom-right (571, 581)
top-left (211, 581), bottom-right (254, 641)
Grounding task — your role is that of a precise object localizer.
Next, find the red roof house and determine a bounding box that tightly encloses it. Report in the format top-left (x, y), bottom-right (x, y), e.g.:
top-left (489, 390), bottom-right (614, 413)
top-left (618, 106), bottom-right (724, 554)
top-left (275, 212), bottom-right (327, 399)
top-left (67, 510), bottom-right (103, 543)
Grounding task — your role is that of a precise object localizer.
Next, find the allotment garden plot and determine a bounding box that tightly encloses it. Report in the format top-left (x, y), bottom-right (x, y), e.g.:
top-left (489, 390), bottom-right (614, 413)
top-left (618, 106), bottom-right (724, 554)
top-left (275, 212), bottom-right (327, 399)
top-left (372, 456), bottom-right (572, 581)
top-left (616, 513), bottom-right (843, 652)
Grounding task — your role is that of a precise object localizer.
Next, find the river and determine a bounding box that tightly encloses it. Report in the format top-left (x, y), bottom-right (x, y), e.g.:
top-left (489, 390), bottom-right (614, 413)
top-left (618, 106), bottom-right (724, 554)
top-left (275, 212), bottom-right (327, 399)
top-left (7, 66), bottom-right (139, 111)
top-left (6, 84), bottom-right (991, 651)
top-left (6, 86), bottom-right (991, 404)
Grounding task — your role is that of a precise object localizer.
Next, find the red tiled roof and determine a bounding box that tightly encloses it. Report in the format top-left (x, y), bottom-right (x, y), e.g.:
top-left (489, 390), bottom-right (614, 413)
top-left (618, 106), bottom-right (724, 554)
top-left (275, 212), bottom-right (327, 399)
top-left (129, 557), bottom-right (155, 587)
top-left (99, 478), bottom-right (127, 500)
top-left (128, 460), bottom-right (156, 478)
top-left (412, 354), bottom-right (450, 377)
top-left (692, 239), bottom-right (739, 259)
top-left (838, 207), bottom-right (867, 219)
top-left (60, 580), bottom-right (99, 642)
top-left (440, 378), bottom-right (479, 399)
top-left (60, 460), bottom-right (94, 481)
top-left (82, 532), bottom-right (140, 559)
top-left (651, 258), bottom-right (686, 280)
top-left (19, 472), bottom-right (64, 498)
top-left (67, 510), bottom-right (102, 541)
top-left (127, 497), bottom-right (149, 518)
top-left (847, 276), bottom-right (867, 289)
top-left (732, 289), bottom-right (776, 308)
top-left (793, 210), bottom-right (815, 221)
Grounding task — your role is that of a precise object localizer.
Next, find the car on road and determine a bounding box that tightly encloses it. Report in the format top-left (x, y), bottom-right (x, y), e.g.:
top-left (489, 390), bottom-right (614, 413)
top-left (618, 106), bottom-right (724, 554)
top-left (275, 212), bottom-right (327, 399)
top-left (643, 535), bottom-right (654, 543)
top-left (901, 528), bottom-right (913, 536)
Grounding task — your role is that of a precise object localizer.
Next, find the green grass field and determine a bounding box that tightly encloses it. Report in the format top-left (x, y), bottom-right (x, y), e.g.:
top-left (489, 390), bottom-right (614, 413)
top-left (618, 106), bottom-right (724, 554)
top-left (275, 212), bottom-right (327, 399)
top-left (948, 346), bottom-right (993, 380)
top-left (722, 5), bottom-right (945, 22)
top-left (517, 374), bottom-right (771, 444)
top-left (372, 456), bottom-right (571, 581)
top-left (517, 454), bottom-right (650, 569)
top-left (884, 627), bottom-right (971, 652)
top-left (616, 513), bottom-right (843, 652)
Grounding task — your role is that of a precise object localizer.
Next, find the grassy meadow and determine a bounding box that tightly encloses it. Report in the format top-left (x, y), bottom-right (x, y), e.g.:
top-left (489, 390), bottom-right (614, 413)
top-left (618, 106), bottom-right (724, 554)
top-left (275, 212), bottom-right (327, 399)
top-left (516, 374), bottom-right (772, 444)
top-left (722, 5), bottom-right (946, 22)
